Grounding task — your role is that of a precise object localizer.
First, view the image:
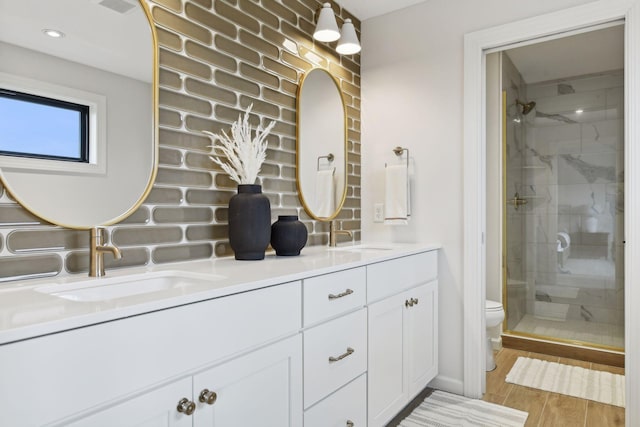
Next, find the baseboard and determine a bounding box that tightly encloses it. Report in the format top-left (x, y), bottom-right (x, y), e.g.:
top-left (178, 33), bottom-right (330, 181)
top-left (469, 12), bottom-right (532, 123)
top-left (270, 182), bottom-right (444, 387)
top-left (428, 375), bottom-right (464, 395)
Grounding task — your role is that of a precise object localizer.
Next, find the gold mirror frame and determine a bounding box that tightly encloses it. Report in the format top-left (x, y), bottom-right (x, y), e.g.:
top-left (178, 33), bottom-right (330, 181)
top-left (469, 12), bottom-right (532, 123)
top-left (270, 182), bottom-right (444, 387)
top-left (0, 0), bottom-right (158, 230)
top-left (296, 68), bottom-right (348, 221)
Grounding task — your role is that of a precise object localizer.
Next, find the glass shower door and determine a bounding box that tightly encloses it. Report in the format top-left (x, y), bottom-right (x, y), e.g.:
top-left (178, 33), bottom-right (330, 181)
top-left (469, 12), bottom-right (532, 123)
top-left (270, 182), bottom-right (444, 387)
top-left (502, 36), bottom-right (625, 350)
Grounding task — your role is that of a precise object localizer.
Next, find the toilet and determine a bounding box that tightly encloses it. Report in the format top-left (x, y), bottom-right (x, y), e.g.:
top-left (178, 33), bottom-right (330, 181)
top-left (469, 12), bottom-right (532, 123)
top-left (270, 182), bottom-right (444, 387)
top-left (485, 300), bottom-right (505, 371)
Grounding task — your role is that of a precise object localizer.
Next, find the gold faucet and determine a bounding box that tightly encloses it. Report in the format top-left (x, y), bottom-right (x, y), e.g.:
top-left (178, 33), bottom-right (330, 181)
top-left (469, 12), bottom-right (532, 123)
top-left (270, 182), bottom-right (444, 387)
top-left (329, 220), bottom-right (353, 247)
top-left (89, 227), bottom-right (122, 277)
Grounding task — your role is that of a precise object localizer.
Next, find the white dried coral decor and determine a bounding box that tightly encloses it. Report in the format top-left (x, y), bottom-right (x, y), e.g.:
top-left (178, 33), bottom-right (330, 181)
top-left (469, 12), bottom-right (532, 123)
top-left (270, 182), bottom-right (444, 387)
top-left (203, 104), bottom-right (276, 185)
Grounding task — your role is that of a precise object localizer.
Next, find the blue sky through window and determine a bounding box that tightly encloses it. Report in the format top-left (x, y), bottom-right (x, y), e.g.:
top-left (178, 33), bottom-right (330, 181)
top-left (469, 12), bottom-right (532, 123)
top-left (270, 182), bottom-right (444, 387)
top-left (0, 96), bottom-right (83, 159)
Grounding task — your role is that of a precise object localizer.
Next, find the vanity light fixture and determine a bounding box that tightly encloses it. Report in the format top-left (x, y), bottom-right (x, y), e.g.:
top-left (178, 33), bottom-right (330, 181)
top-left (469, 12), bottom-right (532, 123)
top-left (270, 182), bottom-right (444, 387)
top-left (336, 19), bottom-right (361, 55)
top-left (42, 29), bottom-right (65, 38)
top-left (313, 3), bottom-right (340, 42)
top-left (313, 3), bottom-right (361, 55)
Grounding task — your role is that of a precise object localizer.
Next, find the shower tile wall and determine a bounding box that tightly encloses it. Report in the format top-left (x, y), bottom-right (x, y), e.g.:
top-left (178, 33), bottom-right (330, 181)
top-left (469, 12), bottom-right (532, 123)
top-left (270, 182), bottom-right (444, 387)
top-left (0, 0), bottom-right (362, 282)
top-left (524, 71), bottom-right (624, 326)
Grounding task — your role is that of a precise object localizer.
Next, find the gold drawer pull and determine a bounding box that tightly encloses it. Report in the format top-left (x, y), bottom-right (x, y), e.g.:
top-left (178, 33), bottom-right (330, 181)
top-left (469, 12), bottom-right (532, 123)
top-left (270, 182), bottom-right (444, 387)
top-left (329, 347), bottom-right (355, 363)
top-left (328, 288), bottom-right (354, 300)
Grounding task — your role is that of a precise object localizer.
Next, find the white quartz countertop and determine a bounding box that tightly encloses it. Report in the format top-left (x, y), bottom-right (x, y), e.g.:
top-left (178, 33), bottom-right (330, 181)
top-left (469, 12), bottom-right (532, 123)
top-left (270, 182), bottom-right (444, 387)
top-left (0, 242), bottom-right (439, 345)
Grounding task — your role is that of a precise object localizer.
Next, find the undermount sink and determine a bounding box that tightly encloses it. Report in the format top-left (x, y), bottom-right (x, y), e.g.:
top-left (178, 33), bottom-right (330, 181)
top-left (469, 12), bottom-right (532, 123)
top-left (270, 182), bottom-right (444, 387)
top-left (331, 244), bottom-right (394, 252)
top-left (34, 271), bottom-right (225, 302)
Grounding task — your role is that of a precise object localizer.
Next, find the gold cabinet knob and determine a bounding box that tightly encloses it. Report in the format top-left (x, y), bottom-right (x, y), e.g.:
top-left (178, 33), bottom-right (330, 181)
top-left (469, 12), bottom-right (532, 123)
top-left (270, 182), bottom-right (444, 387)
top-left (177, 397), bottom-right (196, 415)
top-left (346, 421), bottom-right (355, 427)
top-left (412, 297), bottom-right (419, 305)
top-left (199, 388), bottom-right (218, 405)
top-left (405, 299), bottom-right (413, 308)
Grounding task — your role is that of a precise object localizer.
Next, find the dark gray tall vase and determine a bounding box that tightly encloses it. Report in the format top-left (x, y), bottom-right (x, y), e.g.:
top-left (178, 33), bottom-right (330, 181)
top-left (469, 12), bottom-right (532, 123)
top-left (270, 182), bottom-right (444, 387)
top-left (228, 184), bottom-right (271, 260)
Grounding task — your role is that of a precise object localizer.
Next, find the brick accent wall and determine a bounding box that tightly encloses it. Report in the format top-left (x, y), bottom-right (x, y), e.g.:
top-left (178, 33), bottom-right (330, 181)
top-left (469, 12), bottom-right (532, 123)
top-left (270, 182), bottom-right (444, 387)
top-left (0, 0), bottom-right (361, 281)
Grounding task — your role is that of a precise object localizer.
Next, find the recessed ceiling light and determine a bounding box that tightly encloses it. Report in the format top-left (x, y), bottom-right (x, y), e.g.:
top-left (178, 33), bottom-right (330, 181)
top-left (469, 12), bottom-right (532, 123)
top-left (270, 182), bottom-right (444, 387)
top-left (42, 29), bottom-right (65, 38)
top-left (576, 109), bottom-right (584, 114)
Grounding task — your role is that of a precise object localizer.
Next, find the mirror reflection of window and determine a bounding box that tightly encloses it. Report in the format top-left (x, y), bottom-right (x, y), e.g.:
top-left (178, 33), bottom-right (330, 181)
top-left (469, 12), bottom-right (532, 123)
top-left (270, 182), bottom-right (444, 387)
top-left (0, 89), bottom-right (89, 162)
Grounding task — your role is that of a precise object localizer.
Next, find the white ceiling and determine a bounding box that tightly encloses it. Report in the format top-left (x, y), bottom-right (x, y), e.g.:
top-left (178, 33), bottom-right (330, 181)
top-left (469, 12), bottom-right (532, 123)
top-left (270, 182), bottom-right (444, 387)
top-left (0, 0), bottom-right (151, 82)
top-left (338, 0), bottom-right (429, 20)
top-left (505, 24), bottom-right (624, 84)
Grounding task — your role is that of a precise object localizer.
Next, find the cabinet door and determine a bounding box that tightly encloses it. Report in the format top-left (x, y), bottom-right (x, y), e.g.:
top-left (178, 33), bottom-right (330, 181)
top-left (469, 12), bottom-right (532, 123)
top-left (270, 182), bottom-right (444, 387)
top-left (63, 377), bottom-right (193, 427)
top-left (406, 280), bottom-right (438, 398)
top-left (367, 291), bottom-right (407, 427)
top-left (193, 335), bottom-right (302, 427)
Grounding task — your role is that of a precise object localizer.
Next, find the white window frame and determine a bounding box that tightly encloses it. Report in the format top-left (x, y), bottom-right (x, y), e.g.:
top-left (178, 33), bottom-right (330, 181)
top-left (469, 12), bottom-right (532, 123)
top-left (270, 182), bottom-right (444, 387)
top-left (0, 72), bottom-right (107, 175)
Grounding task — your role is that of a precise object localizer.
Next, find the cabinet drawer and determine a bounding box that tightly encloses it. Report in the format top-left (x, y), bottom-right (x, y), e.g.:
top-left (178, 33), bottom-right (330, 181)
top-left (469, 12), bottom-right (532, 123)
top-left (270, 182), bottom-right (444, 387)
top-left (304, 374), bottom-right (367, 427)
top-left (303, 308), bottom-right (367, 408)
top-left (367, 251), bottom-right (437, 302)
top-left (303, 267), bottom-right (366, 326)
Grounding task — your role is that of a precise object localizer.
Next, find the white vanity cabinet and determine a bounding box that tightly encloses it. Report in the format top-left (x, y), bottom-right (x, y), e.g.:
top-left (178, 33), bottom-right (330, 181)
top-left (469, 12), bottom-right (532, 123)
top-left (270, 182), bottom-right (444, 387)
top-left (302, 267), bottom-right (368, 426)
top-left (367, 252), bottom-right (439, 427)
top-left (0, 245), bottom-right (440, 427)
top-left (0, 282), bottom-right (302, 427)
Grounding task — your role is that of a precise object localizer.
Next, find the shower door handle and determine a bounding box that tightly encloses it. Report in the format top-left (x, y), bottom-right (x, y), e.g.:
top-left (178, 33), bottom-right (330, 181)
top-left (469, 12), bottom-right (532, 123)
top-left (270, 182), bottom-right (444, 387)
top-left (507, 192), bottom-right (528, 210)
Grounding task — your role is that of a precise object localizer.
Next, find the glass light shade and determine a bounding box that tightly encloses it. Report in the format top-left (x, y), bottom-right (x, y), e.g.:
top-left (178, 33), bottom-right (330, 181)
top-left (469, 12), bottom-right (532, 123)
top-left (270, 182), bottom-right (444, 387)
top-left (336, 19), bottom-right (361, 55)
top-left (313, 3), bottom-right (340, 42)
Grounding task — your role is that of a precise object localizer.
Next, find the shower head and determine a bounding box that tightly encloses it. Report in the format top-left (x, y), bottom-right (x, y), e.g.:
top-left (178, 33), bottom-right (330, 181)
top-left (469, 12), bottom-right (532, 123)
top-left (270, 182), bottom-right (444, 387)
top-left (516, 99), bottom-right (536, 115)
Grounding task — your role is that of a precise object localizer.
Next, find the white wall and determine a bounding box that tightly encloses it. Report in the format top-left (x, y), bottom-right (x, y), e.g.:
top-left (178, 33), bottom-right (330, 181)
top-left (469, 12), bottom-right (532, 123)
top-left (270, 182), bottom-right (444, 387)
top-left (361, 0), bottom-right (598, 393)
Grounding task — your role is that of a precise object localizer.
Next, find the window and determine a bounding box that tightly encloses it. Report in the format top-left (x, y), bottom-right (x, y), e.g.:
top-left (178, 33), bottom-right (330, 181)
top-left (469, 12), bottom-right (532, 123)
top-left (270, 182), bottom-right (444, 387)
top-left (0, 89), bottom-right (90, 162)
top-left (0, 72), bottom-right (106, 176)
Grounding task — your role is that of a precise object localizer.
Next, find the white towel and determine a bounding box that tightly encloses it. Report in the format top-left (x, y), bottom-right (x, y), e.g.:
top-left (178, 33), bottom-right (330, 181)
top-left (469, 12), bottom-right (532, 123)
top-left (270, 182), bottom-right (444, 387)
top-left (384, 163), bottom-right (409, 225)
top-left (315, 168), bottom-right (335, 218)
top-left (557, 232), bottom-right (571, 250)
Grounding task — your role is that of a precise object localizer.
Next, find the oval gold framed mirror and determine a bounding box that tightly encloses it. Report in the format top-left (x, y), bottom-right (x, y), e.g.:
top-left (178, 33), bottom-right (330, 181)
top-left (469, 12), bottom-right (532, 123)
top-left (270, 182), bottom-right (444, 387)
top-left (0, 0), bottom-right (158, 229)
top-left (296, 68), bottom-right (347, 221)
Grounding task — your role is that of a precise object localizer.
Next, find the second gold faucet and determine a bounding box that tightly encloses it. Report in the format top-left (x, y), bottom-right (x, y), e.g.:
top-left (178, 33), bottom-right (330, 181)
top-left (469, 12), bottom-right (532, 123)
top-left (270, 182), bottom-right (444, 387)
top-left (329, 220), bottom-right (353, 247)
top-left (89, 227), bottom-right (122, 277)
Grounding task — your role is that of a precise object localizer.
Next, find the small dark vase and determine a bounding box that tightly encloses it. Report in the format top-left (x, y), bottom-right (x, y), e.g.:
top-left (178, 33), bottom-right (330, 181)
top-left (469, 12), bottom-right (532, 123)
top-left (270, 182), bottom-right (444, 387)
top-left (228, 184), bottom-right (271, 260)
top-left (271, 215), bottom-right (308, 256)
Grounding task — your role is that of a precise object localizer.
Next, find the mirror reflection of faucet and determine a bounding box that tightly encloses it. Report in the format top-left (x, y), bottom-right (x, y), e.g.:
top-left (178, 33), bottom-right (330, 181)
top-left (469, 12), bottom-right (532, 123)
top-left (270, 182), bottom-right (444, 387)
top-left (89, 227), bottom-right (122, 277)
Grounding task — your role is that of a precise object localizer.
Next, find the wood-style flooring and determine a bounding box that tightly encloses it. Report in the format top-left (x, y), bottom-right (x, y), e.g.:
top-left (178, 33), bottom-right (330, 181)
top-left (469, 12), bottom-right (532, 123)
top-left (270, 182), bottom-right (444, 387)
top-left (484, 347), bottom-right (625, 426)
